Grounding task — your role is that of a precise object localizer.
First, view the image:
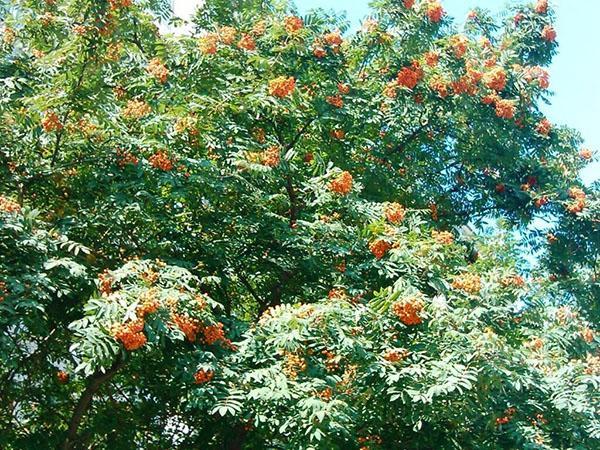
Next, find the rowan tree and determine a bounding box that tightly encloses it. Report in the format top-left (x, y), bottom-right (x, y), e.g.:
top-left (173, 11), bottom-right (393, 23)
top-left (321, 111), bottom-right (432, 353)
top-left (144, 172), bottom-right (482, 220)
top-left (0, 0), bottom-right (598, 449)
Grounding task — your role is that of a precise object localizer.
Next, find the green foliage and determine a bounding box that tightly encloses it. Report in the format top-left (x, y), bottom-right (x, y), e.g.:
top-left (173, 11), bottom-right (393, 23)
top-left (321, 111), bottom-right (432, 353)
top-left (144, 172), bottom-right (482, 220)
top-left (0, 0), bottom-right (597, 448)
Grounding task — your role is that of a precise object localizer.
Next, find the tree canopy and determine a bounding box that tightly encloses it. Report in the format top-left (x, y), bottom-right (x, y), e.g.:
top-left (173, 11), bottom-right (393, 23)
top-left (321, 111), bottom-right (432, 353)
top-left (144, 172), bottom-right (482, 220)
top-left (0, 0), bottom-right (598, 448)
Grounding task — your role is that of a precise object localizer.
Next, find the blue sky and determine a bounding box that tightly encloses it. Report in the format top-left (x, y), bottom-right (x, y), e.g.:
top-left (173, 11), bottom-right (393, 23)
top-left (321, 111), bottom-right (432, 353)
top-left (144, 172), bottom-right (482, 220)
top-left (295, 0), bottom-right (599, 185)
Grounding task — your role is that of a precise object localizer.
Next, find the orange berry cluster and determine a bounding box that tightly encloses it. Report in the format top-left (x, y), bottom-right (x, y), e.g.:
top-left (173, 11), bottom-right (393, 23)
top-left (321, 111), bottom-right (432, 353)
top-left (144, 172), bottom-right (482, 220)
top-left (384, 202), bottom-right (406, 224)
top-left (98, 269), bottom-right (113, 296)
top-left (567, 186), bottom-right (586, 214)
top-left (324, 31), bottom-right (343, 48)
top-left (284, 16), bottom-right (303, 34)
top-left (522, 65), bottom-right (550, 89)
top-left (337, 83), bottom-right (350, 95)
top-left (72, 25), bottom-right (87, 35)
top-left (483, 67), bottom-right (507, 92)
top-left (201, 322), bottom-right (228, 345)
top-left (584, 354), bottom-right (600, 376)
top-left (96, 14), bottom-right (116, 37)
top-left (535, 0), bottom-right (548, 14)
top-left (566, 200), bottom-right (586, 214)
top-left (0, 280), bottom-right (7, 302)
top-left (536, 118), bottom-right (552, 135)
top-left (171, 313), bottom-right (200, 342)
top-left (113, 319), bottom-right (147, 351)
top-left (496, 407), bottom-right (517, 426)
top-left (316, 387), bottom-right (333, 401)
top-left (383, 348), bottom-right (409, 362)
top-left (136, 289), bottom-right (160, 317)
top-left (56, 370), bottom-right (69, 384)
top-left (113, 85), bottom-right (127, 99)
top-left (136, 300), bottom-right (159, 318)
top-left (116, 148), bottom-right (139, 167)
top-left (199, 33), bottom-right (218, 55)
top-left (218, 26), bottom-right (236, 44)
top-left (253, 128), bottom-right (266, 143)
top-left (528, 337), bottom-right (544, 350)
top-left (195, 294), bottom-right (207, 309)
top-left (396, 61), bottom-right (423, 90)
top-left (41, 111), bottom-right (63, 132)
top-left (140, 269), bottom-right (159, 285)
top-left (369, 239), bottom-right (392, 259)
top-left (494, 98), bottom-right (516, 119)
top-left (312, 44), bottom-right (327, 58)
top-left (321, 349), bottom-right (339, 372)
top-left (568, 187), bottom-right (586, 200)
top-left (429, 75), bottom-right (449, 98)
top-left (426, 1), bottom-right (445, 23)
top-left (105, 42), bottom-right (122, 61)
top-left (534, 195), bottom-right (549, 209)
top-left (326, 95), bottom-right (344, 108)
top-left (122, 99), bottom-right (151, 119)
top-left (312, 30), bottom-right (344, 58)
top-left (329, 171), bottom-right (353, 195)
top-left (501, 275), bottom-right (525, 288)
top-left (0, 196), bottom-right (21, 214)
top-left (268, 76), bottom-right (296, 98)
top-left (328, 288), bottom-right (347, 300)
top-left (260, 146), bottom-right (280, 167)
top-left (338, 365), bottom-right (358, 395)
top-left (392, 297), bottom-right (424, 326)
top-left (451, 273), bottom-right (482, 294)
top-left (283, 352), bottom-right (307, 379)
top-left (237, 34), bottom-right (256, 51)
top-left (194, 369), bottom-right (214, 384)
top-left (73, 118), bottom-right (98, 136)
top-left (530, 413), bottom-right (548, 428)
top-left (541, 25), bottom-right (557, 42)
top-left (579, 148), bottom-right (593, 160)
top-left (108, 0), bottom-right (132, 10)
top-left (581, 328), bottom-right (595, 343)
top-left (450, 35), bottom-right (469, 59)
top-left (358, 434), bottom-right (383, 450)
top-left (432, 230), bottom-right (454, 245)
top-left (147, 58), bottom-right (168, 83)
top-left (382, 81), bottom-right (398, 98)
top-left (3, 27), bottom-right (16, 44)
top-left (451, 74), bottom-right (478, 96)
top-left (430, 202), bottom-right (439, 221)
top-left (425, 51), bottom-right (439, 67)
top-left (330, 129), bottom-right (346, 141)
top-left (149, 150), bottom-right (174, 171)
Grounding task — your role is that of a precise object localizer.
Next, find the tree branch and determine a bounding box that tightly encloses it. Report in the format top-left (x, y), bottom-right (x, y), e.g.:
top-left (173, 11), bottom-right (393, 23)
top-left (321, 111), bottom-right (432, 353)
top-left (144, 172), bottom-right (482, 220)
top-left (237, 272), bottom-right (263, 307)
top-left (285, 117), bottom-right (316, 151)
top-left (260, 270), bottom-right (292, 314)
top-left (61, 357), bottom-right (124, 450)
top-left (50, 44), bottom-right (94, 167)
top-left (285, 174), bottom-right (298, 228)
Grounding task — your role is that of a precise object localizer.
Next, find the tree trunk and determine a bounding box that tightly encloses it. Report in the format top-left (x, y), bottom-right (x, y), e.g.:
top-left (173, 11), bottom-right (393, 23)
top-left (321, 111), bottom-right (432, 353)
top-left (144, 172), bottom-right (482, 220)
top-left (61, 358), bottom-right (124, 450)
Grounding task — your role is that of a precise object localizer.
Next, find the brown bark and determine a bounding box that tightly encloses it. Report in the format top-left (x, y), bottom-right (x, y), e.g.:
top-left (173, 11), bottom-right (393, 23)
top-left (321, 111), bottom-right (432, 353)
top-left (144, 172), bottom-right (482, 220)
top-left (61, 358), bottom-right (124, 450)
top-left (285, 174), bottom-right (298, 228)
